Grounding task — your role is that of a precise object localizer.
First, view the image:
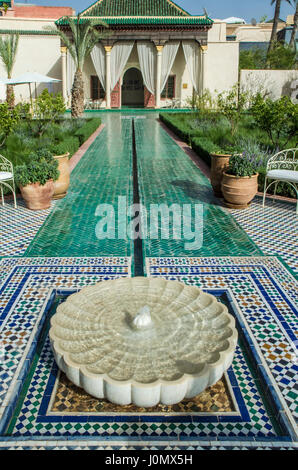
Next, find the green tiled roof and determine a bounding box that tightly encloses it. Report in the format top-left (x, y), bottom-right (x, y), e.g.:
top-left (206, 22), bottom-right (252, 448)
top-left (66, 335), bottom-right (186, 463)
top-left (56, 0), bottom-right (213, 27)
top-left (81, 0), bottom-right (190, 17)
top-left (56, 16), bottom-right (213, 26)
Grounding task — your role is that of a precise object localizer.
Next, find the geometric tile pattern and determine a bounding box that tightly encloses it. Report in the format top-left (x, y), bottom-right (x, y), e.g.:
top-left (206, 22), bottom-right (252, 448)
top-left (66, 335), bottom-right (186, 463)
top-left (5, 333), bottom-right (278, 439)
top-left (0, 200), bottom-right (54, 258)
top-left (0, 255), bottom-right (297, 450)
top-left (230, 197), bottom-right (298, 275)
top-left (0, 257), bottom-right (131, 421)
top-left (134, 117), bottom-right (262, 259)
top-left (24, 117), bottom-right (134, 258)
top-left (147, 256), bottom-right (298, 439)
top-left (51, 372), bottom-right (235, 414)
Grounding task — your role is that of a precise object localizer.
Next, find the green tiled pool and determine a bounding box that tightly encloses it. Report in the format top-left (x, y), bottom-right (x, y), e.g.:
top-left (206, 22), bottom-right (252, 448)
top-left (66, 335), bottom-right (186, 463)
top-left (25, 113), bottom-right (262, 263)
top-left (134, 116), bottom-right (262, 258)
top-left (25, 115), bottom-right (133, 258)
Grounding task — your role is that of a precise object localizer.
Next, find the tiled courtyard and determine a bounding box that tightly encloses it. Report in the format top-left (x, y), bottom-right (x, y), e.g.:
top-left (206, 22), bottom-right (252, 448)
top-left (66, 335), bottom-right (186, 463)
top-left (0, 113), bottom-right (297, 450)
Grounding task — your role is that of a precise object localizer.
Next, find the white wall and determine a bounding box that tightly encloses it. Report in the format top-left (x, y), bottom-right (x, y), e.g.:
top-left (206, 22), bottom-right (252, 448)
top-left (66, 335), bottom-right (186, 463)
top-left (240, 69), bottom-right (298, 101)
top-left (204, 42), bottom-right (239, 96)
top-left (0, 17), bottom-right (62, 103)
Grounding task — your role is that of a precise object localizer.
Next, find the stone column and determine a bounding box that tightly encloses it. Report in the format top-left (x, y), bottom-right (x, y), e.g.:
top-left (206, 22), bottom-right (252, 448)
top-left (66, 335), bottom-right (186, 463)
top-left (61, 46), bottom-right (67, 103)
top-left (104, 45), bottom-right (112, 109)
top-left (155, 45), bottom-right (163, 109)
top-left (200, 45), bottom-right (208, 96)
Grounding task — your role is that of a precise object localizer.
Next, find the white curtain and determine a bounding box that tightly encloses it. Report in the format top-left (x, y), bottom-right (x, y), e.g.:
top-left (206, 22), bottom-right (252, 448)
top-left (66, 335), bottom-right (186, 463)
top-left (110, 41), bottom-right (134, 91)
top-left (137, 41), bottom-right (156, 95)
top-left (67, 51), bottom-right (76, 97)
top-left (160, 41), bottom-right (180, 93)
top-left (182, 41), bottom-right (200, 94)
top-left (91, 43), bottom-right (106, 90)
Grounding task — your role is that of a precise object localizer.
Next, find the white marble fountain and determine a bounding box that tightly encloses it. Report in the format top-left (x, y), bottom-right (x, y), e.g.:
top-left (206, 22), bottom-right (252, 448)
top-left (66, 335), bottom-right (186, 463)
top-left (49, 277), bottom-right (238, 408)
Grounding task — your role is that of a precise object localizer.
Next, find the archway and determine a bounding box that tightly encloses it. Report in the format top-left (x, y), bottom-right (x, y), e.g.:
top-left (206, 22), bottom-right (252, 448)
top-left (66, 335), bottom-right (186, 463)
top-left (122, 67), bottom-right (144, 107)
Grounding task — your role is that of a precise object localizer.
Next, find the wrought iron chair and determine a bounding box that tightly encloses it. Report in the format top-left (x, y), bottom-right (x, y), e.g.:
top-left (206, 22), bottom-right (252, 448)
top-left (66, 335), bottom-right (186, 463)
top-left (262, 148), bottom-right (298, 214)
top-left (0, 154), bottom-right (17, 209)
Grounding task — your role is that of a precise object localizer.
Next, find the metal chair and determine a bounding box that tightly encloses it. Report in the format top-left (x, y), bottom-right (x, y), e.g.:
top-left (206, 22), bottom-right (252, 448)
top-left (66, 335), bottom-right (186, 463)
top-left (0, 154), bottom-right (17, 209)
top-left (262, 148), bottom-right (298, 214)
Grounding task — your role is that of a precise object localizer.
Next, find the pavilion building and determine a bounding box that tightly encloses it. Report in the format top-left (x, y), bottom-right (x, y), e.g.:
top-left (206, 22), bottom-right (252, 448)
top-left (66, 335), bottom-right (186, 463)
top-left (0, 0), bottom-right (239, 108)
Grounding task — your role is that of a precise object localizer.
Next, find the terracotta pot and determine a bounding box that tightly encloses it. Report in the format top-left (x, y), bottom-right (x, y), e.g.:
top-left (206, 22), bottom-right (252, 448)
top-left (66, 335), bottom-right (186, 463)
top-left (210, 154), bottom-right (231, 197)
top-left (20, 180), bottom-right (54, 211)
top-left (221, 172), bottom-right (259, 209)
top-left (53, 152), bottom-right (70, 200)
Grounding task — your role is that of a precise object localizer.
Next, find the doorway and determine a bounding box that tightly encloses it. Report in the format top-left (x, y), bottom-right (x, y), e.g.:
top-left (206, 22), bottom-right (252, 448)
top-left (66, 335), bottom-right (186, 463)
top-left (122, 68), bottom-right (144, 107)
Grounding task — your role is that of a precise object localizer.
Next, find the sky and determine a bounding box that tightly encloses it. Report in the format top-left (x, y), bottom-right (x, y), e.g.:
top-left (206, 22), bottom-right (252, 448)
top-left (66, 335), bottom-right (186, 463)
top-left (14, 0), bottom-right (296, 23)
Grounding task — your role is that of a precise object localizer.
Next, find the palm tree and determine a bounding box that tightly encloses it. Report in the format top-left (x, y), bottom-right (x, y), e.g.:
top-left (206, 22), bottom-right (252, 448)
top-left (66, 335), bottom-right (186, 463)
top-left (54, 14), bottom-right (108, 118)
top-left (289, 0), bottom-right (298, 48)
top-left (0, 34), bottom-right (19, 108)
top-left (267, 0), bottom-right (293, 55)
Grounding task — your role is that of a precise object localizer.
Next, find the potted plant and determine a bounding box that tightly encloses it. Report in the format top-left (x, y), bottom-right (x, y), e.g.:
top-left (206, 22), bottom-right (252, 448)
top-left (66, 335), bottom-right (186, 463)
top-left (221, 154), bottom-right (259, 209)
top-left (210, 148), bottom-right (232, 197)
top-left (15, 150), bottom-right (59, 210)
top-left (51, 143), bottom-right (70, 200)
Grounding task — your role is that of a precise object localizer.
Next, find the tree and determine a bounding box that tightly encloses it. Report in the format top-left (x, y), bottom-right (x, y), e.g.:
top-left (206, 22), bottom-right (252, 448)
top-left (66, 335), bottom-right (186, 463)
top-left (251, 94), bottom-right (298, 148)
top-left (289, 0), bottom-right (298, 48)
top-left (0, 34), bottom-right (19, 108)
top-left (267, 0), bottom-right (293, 57)
top-left (53, 14), bottom-right (108, 118)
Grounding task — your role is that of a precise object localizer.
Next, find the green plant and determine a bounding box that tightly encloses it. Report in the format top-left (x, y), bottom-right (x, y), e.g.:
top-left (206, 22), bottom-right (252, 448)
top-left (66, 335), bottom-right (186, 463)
top-left (15, 150), bottom-right (59, 187)
top-left (33, 89), bottom-right (66, 136)
top-left (266, 41), bottom-right (297, 69)
top-left (0, 102), bottom-right (21, 145)
top-left (239, 47), bottom-right (266, 70)
top-left (52, 14), bottom-right (109, 118)
top-left (50, 136), bottom-right (80, 157)
top-left (0, 33), bottom-right (19, 108)
top-left (185, 89), bottom-right (215, 118)
top-left (216, 85), bottom-right (248, 136)
top-left (267, 0), bottom-right (293, 57)
top-left (74, 117), bottom-right (102, 145)
top-left (251, 94), bottom-right (298, 148)
top-left (226, 154), bottom-right (257, 177)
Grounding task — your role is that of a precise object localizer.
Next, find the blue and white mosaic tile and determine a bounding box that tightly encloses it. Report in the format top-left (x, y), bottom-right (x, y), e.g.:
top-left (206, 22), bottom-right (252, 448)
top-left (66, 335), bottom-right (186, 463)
top-left (0, 199), bottom-right (55, 258)
top-left (230, 197), bottom-right (298, 274)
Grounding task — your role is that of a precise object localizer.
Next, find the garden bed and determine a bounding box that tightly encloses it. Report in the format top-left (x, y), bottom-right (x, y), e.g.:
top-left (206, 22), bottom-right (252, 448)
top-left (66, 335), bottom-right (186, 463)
top-left (2, 117), bottom-right (102, 168)
top-left (159, 110), bottom-right (297, 198)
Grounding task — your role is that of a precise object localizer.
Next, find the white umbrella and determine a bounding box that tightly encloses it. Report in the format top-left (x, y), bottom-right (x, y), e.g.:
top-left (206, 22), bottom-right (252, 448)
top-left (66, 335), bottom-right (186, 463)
top-left (4, 72), bottom-right (61, 104)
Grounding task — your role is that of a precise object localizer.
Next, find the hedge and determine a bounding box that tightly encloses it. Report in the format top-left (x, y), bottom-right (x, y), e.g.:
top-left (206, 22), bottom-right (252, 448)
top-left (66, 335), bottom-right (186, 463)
top-left (160, 113), bottom-right (296, 199)
top-left (74, 118), bottom-right (102, 146)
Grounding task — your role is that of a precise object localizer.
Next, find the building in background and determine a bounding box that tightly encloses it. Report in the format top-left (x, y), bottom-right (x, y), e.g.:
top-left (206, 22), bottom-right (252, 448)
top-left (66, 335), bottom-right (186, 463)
top-left (1, 0), bottom-right (74, 18)
top-left (0, 0), bottom-right (240, 108)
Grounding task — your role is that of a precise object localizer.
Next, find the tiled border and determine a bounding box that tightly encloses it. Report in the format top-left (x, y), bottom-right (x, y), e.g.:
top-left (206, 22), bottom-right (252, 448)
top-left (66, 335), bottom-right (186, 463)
top-left (0, 256), bottom-right (297, 449)
top-left (0, 257), bottom-right (131, 428)
top-left (146, 256), bottom-right (298, 441)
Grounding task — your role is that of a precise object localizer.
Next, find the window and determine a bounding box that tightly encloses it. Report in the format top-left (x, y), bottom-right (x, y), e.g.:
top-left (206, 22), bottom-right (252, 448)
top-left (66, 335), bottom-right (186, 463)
top-left (91, 76), bottom-right (105, 100)
top-left (161, 75), bottom-right (176, 99)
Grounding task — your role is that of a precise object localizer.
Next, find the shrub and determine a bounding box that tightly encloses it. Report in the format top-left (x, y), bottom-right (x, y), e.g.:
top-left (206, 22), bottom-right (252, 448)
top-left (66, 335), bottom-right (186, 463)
top-left (50, 136), bottom-right (80, 157)
top-left (0, 102), bottom-right (21, 144)
top-left (74, 118), bottom-right (102, 145)
top-left (226, 154), bottom-right (257, 177)
top-left (32, 89), bottom-right (66, 136)
top-left (251, 94), bottom-right (298, 149)
top-left (216, 85), bottom-right (249, 136)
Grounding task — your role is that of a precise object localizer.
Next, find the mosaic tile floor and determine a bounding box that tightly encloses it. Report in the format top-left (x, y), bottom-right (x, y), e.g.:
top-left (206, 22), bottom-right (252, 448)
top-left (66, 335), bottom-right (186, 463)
top-left (0, 200), bottom-right (55, 257)
top-left (230, 197), bottom-right (298, 275)
top-left (0, 257), bottom-right (296, 449)
top-left (147, 257), bottom-right (298, 438)
top-left (0, 112), bottom-right (297, 450)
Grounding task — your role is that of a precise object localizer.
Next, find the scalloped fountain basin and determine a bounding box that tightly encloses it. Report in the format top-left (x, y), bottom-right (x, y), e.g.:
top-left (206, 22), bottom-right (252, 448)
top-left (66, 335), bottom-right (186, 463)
top-left (49, 277), bottom-right (238, 407)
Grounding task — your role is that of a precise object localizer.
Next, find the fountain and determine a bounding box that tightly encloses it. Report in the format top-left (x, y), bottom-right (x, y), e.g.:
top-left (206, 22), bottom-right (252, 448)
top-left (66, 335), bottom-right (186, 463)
top-left (49, 277), bottom-right (238, 407)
